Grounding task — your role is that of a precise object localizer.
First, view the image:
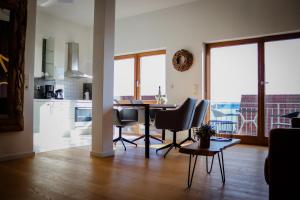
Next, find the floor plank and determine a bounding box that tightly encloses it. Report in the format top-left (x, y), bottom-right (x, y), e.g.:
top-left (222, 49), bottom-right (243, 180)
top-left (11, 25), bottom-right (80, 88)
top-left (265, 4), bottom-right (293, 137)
top-left (0, 144), bottom-right (268, 200)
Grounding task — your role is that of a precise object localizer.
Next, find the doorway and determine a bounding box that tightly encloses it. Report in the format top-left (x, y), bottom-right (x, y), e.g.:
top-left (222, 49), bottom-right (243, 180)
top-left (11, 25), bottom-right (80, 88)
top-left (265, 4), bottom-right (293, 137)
top-left (33, 0), bottom-right (94, 152)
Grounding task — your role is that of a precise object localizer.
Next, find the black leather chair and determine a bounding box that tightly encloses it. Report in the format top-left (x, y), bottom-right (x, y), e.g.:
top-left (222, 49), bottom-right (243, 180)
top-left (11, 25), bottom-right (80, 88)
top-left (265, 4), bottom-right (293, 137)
top-left (179, 100), bottom-right (209, 145)
top-left (155, 98), bottom-right (197, 158)
top-left (113, 108), bottom-right (138, 150)
top-left (130, 99), bottom-right (164, 143)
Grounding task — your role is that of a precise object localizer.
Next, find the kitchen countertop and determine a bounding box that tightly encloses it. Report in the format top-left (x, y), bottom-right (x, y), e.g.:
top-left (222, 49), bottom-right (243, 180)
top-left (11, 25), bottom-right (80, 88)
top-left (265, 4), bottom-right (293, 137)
top-left (34, 99), bottom-right (92, 103)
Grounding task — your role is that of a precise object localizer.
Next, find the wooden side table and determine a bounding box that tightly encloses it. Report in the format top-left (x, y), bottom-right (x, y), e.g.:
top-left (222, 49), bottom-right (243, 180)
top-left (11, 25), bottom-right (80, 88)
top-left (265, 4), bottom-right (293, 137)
top-left (179, 138), bottom-right (241, 188)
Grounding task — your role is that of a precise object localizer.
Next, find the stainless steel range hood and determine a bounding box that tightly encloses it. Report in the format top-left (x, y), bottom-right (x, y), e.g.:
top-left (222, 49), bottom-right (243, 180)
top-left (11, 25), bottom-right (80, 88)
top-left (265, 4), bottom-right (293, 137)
top-left (65, 42), bottom-right (92, 79)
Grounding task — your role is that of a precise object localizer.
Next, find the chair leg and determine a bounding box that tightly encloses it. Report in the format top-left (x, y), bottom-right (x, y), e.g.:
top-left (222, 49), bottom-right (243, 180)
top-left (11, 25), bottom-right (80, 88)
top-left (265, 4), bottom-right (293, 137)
top-left (113, 137), bottom-right (119, 143)
top-left (179, 129), bottom-right (197, 146)
top-left (156, 143), bottom-right (173, 153)
top-left (150, 135), bottom-right (164, 143)
top-left (114, 126), bottom-right (137, 150)
top-left (163, 144), bottom-right (175, 158)
top-left (172, 131), bottom-right (181, 149)
top-left (131, 135), bottom-right (145, 142)
top-left (157, 131), bottom-right (181, 157)
top-left (132, 134), bottom-right (163, 143)
top-left (174, 143), bottom-right (181, 148)
top-left (120, 138), bottom-right (126, 151)
top-left (122, 138), bottom-right (138, 146)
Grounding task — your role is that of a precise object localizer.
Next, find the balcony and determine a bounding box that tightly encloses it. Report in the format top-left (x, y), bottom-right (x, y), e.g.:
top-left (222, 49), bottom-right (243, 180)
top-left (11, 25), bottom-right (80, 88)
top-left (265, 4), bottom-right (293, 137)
top-left (210, 95), bottom-right (300, 136)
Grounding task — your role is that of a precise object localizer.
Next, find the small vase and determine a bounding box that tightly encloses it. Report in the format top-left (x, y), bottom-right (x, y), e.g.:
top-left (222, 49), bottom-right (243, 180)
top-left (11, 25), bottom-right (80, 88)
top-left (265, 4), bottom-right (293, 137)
top-left (200, 135), bottom-right (211, 149)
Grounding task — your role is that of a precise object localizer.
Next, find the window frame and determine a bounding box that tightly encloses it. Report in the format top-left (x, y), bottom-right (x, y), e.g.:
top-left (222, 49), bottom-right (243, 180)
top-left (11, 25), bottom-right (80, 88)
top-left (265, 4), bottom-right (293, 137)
top-left (205, 32), bottom-right (300, 145)
top-left (114, 49), bottom-right (166, 103)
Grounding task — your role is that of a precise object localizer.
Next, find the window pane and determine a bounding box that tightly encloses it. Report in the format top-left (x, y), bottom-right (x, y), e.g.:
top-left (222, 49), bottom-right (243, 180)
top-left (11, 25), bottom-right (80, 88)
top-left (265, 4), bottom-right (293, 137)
top-left (210, 44), bottom-right (258, 136)
top-left (140, 54), bottom-right (166, 100)
top-left (265, 38), bottom-right (300, 136)
top-left (114, 58), bottom-right (135, 100)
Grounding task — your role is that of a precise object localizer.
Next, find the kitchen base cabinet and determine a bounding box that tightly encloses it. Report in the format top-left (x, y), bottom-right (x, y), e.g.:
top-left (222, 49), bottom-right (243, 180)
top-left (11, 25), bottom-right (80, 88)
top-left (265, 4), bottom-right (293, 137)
top-left (34, 100), bottom-right (74, 138)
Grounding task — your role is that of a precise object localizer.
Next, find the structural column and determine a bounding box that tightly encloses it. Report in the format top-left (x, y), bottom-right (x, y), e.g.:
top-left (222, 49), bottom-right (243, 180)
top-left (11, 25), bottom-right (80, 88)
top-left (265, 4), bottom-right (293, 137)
top-left (91, 0), bottom-right (115, 157)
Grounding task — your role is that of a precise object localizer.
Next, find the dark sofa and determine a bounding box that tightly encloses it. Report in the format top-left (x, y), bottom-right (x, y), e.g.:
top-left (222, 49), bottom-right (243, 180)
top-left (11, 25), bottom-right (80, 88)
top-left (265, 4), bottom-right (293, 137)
top-left (265, 118), bottom-right (300, 200)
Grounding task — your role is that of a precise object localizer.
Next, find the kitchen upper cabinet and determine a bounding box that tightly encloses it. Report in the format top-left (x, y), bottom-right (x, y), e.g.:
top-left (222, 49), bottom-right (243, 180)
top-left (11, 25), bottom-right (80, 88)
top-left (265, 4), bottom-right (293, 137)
top-left (34, 37), bottom-right (64, 79)
top-left (43, 37), bottom-right (55, 79)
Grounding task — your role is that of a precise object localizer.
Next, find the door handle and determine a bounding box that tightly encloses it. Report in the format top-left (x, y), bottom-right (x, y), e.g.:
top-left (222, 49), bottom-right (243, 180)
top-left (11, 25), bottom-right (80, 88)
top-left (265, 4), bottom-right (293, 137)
top-left (260, 81), bottom-right (270, 85)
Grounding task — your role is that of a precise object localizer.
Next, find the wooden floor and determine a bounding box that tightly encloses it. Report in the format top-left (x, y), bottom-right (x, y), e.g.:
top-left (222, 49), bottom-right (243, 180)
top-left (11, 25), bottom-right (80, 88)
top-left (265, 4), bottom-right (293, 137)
top-left (0, 144), bottom-right (268, 200)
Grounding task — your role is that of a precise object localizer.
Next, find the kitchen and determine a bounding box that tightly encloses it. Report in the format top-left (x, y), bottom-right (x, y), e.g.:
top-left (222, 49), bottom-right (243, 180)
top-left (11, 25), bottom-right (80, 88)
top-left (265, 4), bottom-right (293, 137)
top-left (33, 4), bottom-right (94, 152)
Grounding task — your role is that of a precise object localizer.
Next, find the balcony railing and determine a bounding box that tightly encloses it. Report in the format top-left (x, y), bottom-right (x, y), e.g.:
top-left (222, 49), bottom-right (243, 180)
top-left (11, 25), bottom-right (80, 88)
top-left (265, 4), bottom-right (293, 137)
top-left (210, 102), bottom-right (300, 136)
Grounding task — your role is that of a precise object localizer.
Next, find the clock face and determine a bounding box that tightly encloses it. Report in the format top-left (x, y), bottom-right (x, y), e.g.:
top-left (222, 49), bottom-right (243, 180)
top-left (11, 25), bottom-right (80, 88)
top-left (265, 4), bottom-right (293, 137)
top-left (172, 49), bottom-right (193, 72)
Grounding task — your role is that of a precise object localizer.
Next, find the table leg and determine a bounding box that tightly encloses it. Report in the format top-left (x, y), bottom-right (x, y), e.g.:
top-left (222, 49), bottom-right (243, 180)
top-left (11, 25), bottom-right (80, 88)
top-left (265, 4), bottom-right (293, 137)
top-left (206, 155), bottom-right (215, 174)
top-left (217, 150), bottom-right (226, 184)
top-left (187, 154), bottom-right (198, 188)
top-left (145, 105), bottom-right (150, 159)
top-left (162, 129), bottom-right (165, 141)
top-left (162, 108), bottom-right (166, 141)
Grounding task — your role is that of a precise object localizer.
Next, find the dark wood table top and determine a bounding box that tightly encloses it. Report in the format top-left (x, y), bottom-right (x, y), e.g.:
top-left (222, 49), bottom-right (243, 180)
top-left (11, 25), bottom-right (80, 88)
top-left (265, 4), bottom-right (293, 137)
top-left (113, 103), bottom-right (177, 109)
top-left (179, 138), bottom-right (241, 156)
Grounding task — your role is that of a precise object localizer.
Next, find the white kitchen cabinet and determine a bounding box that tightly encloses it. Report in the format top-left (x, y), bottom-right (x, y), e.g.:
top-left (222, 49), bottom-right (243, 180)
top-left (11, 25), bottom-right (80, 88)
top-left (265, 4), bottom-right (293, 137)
top-left (34, 100), bottom-right (74, 137)
top-left (50, 101), bottom-right (74, 136)
top-left (33, 100), bottom-right (46, 133)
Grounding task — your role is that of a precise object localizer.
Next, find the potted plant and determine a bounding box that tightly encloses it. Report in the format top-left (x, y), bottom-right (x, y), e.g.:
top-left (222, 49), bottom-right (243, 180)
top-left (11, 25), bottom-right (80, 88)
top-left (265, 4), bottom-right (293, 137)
top-left (194, 123), bottom-right (216, 148)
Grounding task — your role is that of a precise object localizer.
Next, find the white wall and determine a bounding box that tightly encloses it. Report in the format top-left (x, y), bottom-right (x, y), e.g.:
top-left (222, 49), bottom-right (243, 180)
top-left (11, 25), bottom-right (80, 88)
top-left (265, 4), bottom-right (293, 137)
top-left (34, 11), bottom-right (93, 77)
top-left (0, 1), bottom-right (36, 160)
top-left (115, 0), bottom-right (300, 104)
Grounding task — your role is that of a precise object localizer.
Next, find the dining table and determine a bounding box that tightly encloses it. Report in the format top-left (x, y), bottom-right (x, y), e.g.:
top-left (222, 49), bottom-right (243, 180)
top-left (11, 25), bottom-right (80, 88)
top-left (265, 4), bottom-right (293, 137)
top-left (113, 103), bottom-right (177, 158)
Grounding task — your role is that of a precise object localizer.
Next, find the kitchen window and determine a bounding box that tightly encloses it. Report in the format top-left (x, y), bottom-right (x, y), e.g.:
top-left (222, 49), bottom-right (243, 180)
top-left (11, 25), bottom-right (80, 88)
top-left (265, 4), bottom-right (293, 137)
top-left (114, 50), bottom-right (166, 102)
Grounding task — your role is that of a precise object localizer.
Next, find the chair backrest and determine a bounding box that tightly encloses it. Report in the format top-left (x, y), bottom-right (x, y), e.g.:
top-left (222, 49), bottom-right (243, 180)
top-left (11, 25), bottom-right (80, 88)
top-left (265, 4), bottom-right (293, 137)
top-left (119, 109), bottom-right (138, 121)
top-left (177, 98), bottom-right (197, 130)
top-left (113, 109), bottom-right (122, 126)
top-left (113, 108), bottom-right (138, 126)
top-left (192, 100), bottom-right (209, 128)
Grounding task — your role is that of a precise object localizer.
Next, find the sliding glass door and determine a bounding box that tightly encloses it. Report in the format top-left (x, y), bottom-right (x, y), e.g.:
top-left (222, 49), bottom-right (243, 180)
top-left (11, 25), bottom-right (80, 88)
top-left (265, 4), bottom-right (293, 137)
top-left (265, 38), bottom-right (300, 136)
top-left (210, 44), bottom-right (258, 138)
top-left (206, 32), bottom-right (300, 145)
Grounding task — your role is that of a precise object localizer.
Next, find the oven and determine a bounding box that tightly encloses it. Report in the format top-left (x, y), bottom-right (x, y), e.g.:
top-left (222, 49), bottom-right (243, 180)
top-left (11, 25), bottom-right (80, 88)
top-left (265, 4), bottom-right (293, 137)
top-left (74, 102), bottom-right (92, 127)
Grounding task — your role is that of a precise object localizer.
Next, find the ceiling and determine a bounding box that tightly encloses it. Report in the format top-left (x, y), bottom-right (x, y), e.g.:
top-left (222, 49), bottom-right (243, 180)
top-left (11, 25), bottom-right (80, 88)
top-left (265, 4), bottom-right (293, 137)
top-left (37, 0), bottom-right (198, 27)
